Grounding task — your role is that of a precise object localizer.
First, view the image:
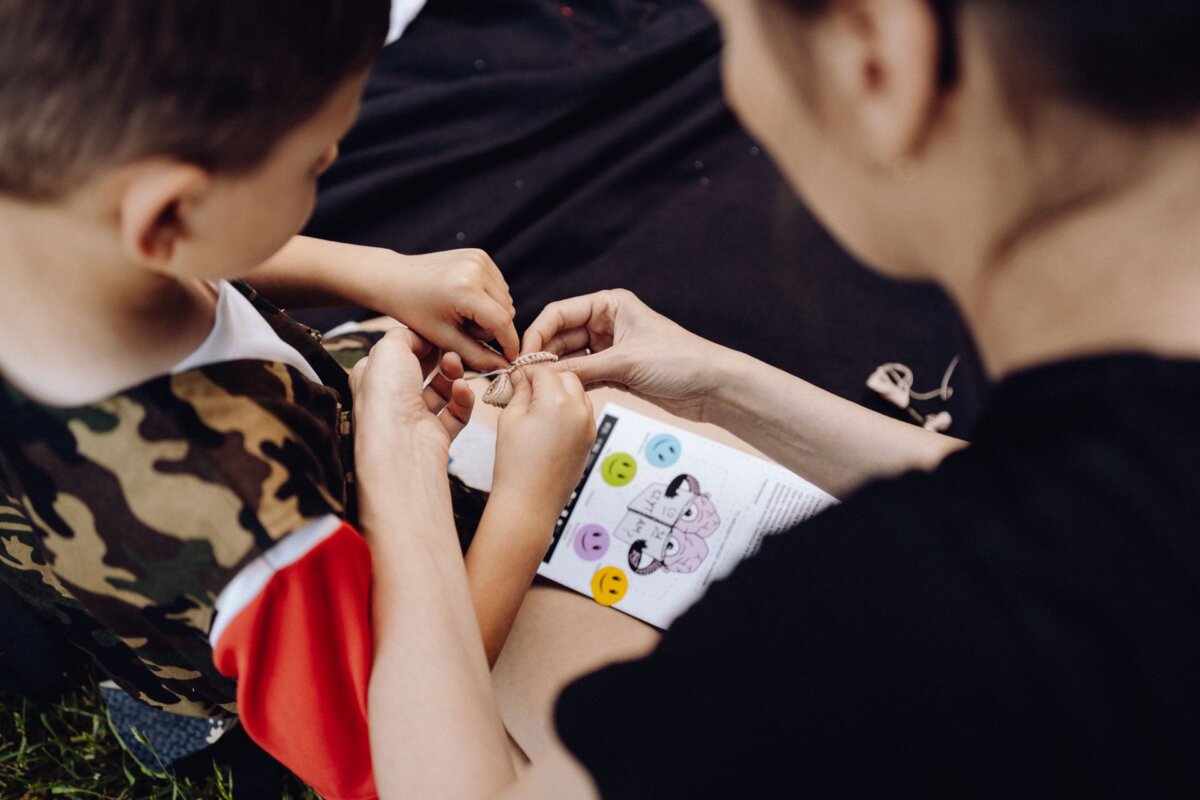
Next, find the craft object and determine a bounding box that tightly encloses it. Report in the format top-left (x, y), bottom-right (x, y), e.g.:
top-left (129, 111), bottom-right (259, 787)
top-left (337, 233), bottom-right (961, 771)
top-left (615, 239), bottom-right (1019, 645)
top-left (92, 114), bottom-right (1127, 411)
top-left (480, 352), bottom-right (559, 407)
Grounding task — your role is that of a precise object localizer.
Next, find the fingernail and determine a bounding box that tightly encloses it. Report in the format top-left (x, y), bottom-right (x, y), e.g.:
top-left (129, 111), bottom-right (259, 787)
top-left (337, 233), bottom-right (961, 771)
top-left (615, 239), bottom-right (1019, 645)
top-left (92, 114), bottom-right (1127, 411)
top-left (510, 368), bottom-right (524, 385)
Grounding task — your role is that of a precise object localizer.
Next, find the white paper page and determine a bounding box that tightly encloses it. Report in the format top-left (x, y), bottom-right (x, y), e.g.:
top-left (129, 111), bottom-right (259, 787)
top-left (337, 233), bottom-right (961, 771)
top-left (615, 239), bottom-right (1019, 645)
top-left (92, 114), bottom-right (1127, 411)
top-left (448, 421), bottom-right (497, 492)
top-left (537, 403), bottom-right (838, 628)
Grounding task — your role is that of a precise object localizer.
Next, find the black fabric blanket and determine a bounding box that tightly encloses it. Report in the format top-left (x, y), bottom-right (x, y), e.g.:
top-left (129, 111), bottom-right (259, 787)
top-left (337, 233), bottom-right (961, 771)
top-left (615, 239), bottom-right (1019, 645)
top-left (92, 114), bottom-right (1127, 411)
top-left (302, 0), bottom-right (988, 432)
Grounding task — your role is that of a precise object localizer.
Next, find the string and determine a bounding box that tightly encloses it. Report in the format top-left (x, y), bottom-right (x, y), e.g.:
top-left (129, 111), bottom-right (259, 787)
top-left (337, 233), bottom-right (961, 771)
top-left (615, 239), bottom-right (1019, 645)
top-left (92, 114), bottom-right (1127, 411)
top-left (867, 356), bottom-right (960, 433)
top-left (868, 357), bottom-right (959, 408)
top-left (910, 356), bottom-right (959, 401)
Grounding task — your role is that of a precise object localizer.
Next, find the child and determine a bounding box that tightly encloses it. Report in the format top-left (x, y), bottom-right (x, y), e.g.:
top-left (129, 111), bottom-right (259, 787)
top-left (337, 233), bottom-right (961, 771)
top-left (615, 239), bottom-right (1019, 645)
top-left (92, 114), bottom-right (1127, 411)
top-left (0, 2), bottom-right (593, 797)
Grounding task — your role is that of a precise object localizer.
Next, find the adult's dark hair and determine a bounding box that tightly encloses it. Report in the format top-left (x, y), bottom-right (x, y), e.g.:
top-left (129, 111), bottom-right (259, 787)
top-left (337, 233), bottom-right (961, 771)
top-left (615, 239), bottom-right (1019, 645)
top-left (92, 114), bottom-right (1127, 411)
top-left (774, 0), bottom-right (1200, 125)
top-left (0, 0), bottom-right (390, 200)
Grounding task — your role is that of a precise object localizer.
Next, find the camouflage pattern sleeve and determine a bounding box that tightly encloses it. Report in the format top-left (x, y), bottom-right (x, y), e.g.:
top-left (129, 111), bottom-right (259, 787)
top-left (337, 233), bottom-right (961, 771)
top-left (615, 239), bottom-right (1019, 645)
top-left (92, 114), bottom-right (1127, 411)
top-left (0, 358), bottom-right (351, 718)
top-left (322, 330), bottom-right (387, 372)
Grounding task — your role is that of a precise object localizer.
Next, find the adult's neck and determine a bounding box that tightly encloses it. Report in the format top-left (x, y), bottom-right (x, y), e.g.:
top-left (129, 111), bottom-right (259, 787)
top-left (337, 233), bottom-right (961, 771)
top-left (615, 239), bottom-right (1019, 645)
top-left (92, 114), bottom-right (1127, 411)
top-left (949, 139), bottom-right (1200, 381)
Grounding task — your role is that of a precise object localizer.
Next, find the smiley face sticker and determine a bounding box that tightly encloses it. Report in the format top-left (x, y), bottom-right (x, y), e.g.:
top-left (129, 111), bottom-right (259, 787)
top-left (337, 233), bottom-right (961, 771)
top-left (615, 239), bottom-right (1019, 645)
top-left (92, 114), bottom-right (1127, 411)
top-left (601, 453), bottom-right (638, 487)
top-left (590, 566), bottom-right (629, 606)
top-left (573, 524), bottom-right (611, 561)
top-left (645, 433), bottom-right (682, 468)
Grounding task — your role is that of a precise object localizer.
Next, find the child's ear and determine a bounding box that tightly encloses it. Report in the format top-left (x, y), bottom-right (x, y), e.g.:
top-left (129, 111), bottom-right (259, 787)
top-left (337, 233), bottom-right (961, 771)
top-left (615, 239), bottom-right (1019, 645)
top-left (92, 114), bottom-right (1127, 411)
top-left (117, 162), bottom-right (210, 270)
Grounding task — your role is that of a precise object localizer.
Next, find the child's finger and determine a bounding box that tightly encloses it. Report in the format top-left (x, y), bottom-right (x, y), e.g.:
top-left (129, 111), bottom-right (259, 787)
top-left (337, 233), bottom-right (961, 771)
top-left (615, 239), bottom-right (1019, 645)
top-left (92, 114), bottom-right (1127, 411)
top-left (470, 302), bottom-right (520, 362)
top-left (417, 345), bottom-right (440, 379)
top-left (557, 371), bottom-right (590, 404)
top-left (348, 355), bottom-right (370, 397)
top-left (440, 350), bottom-right (465, 380)
top-left (481, 279), bottom-right (516, 320)
top-left (372, 326), bottom-right (439, 381)
top-left (354, 315), bottom-right (404, 333)
top-left (369, 328), bottom-right (433, 386)
top-left (423, 352), bottom-right (463, 412)
top-left (439, 326), bottom-right (509, 372)
top-left (382, 325), bottom-right (437, 363)
top-left (437, 379), bottom-right (475, 440)
top-left (527, 363), bottom-right (566, 410)
top-left (484, 260), bottom-right (511, 295)
top-left (502, 368), bottom-right (533, 415)
top-left (472, 252), bottom-right (512, 301)
top-left (496, 322), bottom-right (521, 362)
top-left (464, 322), bottom-right (495, 343)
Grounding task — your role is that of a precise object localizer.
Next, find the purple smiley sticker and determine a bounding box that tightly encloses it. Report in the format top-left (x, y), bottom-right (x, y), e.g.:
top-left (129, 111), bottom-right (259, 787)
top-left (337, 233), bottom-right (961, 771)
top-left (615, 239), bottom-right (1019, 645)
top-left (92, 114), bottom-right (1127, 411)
top-left (573, 524), bottom-right (611, 561)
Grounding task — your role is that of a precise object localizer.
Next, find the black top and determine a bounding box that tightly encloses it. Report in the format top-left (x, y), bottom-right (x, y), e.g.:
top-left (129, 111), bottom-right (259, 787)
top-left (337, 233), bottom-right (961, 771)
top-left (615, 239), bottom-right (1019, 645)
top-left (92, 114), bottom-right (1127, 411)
top-left (556, 355), bottom-right (1200, 798)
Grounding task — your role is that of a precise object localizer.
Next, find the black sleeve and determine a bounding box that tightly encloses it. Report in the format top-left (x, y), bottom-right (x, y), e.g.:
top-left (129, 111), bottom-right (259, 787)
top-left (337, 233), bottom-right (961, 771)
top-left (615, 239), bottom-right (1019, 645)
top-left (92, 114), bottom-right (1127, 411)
top-left (554, 470), bottom-right (1042, 799)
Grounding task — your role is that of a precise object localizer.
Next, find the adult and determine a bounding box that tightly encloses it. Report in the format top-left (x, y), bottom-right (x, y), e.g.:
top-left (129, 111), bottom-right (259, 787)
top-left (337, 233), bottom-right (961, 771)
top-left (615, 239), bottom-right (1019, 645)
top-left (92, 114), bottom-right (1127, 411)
top-left (353, 0), bottom-right (1200, 796)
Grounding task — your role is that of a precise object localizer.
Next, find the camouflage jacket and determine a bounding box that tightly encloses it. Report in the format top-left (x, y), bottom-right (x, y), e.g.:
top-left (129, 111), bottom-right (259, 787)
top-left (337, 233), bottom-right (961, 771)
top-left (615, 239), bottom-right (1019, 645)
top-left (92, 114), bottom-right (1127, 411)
top-left (0, 282), bottom-right (378, 719)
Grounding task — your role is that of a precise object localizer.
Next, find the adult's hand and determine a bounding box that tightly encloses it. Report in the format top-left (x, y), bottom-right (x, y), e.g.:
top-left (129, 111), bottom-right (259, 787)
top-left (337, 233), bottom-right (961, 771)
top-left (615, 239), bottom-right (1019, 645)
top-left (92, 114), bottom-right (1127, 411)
top-left (521, 289), bottom-right (731, 422)
top-left (525, 291), bottom-right (966, 498)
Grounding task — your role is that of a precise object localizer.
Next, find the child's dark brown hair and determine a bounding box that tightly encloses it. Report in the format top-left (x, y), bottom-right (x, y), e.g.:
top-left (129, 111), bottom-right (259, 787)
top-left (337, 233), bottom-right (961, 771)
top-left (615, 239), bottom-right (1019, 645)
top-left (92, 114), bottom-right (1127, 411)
top-left (0, 0), bottom-right (390, 200)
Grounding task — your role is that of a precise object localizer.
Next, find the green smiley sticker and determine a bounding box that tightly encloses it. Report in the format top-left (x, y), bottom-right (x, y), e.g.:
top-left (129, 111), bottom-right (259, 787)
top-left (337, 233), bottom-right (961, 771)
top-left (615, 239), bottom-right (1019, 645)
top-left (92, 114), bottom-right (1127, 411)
top-left (600, 452), bottom-right (638, 487)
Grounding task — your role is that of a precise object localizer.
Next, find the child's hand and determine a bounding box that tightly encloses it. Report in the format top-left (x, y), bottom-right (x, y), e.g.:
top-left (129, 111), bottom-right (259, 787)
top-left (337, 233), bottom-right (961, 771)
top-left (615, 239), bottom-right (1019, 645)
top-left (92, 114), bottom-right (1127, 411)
top-left (246, 238), bottom-right (516, 371)
top-left (248, 236), bottom-right (516, 371)
top-left (378, 249), bottom-right (518, 372)
top-left (491, 367), bottom-right (596, 514)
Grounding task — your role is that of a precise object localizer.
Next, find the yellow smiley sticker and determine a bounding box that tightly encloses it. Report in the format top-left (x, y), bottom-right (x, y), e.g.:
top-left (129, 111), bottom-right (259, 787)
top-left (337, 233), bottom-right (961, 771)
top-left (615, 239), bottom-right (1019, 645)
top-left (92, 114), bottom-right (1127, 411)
top-left (590, 566), bottom-right (629, 607)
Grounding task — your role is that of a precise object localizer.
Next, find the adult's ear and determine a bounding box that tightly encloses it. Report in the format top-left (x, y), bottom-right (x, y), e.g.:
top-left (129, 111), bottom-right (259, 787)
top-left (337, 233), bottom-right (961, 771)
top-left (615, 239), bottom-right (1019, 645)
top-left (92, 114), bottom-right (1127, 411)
top-left (817, 0), bottom-right (942, 164)
top-left (116, 161), bottom-right (210, 271)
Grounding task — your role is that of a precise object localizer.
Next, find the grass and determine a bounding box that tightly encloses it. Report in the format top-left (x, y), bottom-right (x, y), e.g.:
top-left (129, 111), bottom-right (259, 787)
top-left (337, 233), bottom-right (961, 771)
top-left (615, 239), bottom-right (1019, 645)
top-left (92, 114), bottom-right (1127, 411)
top-left (0, 683), bottom-right (317, 799)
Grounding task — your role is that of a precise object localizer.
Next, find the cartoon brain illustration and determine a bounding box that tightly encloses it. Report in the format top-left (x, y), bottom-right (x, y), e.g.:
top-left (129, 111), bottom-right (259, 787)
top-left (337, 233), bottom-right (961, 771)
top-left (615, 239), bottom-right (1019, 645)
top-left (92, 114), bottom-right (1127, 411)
top-left (614, 474), bottom-right (722, 575)
top-left (674, 491), bottom-right (721, 538)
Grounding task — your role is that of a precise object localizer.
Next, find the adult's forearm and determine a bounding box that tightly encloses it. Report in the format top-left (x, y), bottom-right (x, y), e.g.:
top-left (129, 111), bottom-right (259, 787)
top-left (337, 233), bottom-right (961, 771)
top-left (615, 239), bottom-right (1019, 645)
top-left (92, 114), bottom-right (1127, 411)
top-left (246, 235), bottom-right (391, 309)
top-left (362, 449), bottom-right (516, 797)
top-left (706, 349), bottom-right (966, 497)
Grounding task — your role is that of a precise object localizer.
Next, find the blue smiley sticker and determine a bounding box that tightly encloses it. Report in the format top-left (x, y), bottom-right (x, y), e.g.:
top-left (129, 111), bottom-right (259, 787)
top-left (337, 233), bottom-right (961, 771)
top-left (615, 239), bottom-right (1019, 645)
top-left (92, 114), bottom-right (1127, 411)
top-left (645, 434), bottom-right (682, 468)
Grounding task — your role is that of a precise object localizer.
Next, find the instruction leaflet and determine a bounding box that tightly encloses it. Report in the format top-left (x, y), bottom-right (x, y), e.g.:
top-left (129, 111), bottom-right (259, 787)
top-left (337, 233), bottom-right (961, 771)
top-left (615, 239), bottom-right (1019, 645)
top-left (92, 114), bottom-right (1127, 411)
top-left (538, 404), bottom-right (838, 628)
